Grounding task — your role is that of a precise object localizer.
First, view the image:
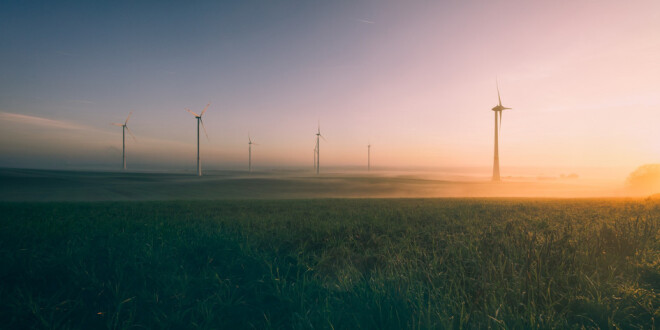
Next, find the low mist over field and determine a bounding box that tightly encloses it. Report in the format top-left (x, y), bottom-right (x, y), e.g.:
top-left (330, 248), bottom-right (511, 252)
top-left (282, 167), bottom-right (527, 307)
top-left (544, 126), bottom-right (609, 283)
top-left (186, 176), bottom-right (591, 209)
top-left (0, 167), bottom-right (651, 202)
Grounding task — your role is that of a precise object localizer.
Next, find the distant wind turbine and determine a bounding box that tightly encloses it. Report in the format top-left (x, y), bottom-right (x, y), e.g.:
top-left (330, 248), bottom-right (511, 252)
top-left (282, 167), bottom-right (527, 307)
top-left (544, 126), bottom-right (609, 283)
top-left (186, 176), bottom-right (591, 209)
top-left (185, 103), bottom-right (210, 176)
top-left (248, 133), bottom-right (258, 172)
top-left (491, 80), bottom-right (512, 181)
top-left (111, 111), bottom-right (135, 170)
top-left (315, 122), bottom-right (326, 174)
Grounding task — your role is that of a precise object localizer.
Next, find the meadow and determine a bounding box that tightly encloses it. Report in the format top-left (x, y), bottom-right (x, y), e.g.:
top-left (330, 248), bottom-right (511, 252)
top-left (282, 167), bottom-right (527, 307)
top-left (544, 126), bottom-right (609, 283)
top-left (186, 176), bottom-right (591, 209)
top-left (1, 198), bottom-right (658, 329)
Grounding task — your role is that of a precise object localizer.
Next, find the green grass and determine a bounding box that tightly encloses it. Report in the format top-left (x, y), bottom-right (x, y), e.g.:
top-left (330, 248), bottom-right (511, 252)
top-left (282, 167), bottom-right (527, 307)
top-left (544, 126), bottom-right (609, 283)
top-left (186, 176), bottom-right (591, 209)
top-left (0, 199), bottom-right (658, 329)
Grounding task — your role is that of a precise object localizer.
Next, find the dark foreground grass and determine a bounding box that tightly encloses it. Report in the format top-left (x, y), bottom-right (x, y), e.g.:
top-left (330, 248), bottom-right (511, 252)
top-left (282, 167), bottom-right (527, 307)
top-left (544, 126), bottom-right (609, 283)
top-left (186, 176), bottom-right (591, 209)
top-left (0, 199), bottom-right (658, 329)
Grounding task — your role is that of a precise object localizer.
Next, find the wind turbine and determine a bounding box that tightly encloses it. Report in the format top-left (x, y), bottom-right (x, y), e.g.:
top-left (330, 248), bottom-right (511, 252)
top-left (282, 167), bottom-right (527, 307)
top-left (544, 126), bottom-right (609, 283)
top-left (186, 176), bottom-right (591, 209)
top-left (367, 143), bottom-right (371, 171)
top-left (111, 111), bottom-right (135, 170)
top-left (491, 80), bottom-right (512, 181)
top-left (315, 122), bottom-right (326, 174)
top-left (185, 103), bottom-right (210, 176)
top-left (248, 133), bottom-right (258, 172)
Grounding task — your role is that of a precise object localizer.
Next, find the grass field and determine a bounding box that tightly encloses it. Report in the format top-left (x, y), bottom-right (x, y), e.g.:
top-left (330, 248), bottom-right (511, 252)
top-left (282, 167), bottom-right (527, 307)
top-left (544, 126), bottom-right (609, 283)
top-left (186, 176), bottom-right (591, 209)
top-left (1, 199), bottom-right (658, 329)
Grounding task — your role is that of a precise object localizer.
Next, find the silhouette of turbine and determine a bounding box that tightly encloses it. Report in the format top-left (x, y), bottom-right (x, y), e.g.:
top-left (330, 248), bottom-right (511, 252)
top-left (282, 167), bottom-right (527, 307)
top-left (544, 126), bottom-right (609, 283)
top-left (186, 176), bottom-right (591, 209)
top-left (111, 111), bottom-right (135, 170)
top-left (248, 133), bottom-right (259, 172)
top-left (491, 81), bottom-right (512, 181)
top-left (315, 122), bottom-right (326, 174)
top-left (185, 103), bottom-right (210, 176)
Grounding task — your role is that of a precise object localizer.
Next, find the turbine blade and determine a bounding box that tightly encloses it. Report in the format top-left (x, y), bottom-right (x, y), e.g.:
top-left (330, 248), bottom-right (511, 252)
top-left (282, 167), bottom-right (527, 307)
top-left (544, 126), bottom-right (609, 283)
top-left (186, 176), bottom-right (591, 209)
top-left (496, 79), bottom-right (502, 107)
top-left (111, 123), bottom-right (123, 127)
top-left (200, 118), bottom-right (209, 141)
top-left (320, 134), bottom-right (327, 142)
top-left (125, 126), bottom-right (136, 141)
top-left (499, 111), bottom-right (502, 133)
top-left (200, 103), bottom-right (211, 116)
top-left (125, 111), bottom-right (133, 124)
top-left (185, 108), bottom-right (200, 117)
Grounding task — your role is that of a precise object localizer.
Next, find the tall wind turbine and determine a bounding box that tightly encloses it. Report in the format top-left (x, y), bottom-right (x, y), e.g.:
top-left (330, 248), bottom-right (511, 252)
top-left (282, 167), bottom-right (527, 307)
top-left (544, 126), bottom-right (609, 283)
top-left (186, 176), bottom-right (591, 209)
top-left (491, 81), bottom-right (512, 181)
top-left (185, 103), bottom-right (210, 176)
top-left (367, 143), bottom-right (371, 171)
top-left (315, 122), bottom-right (326, 174)
top-left (111, 111), bottom-right (135, 170)
top-left (248, 133), bottom-right (258, 172)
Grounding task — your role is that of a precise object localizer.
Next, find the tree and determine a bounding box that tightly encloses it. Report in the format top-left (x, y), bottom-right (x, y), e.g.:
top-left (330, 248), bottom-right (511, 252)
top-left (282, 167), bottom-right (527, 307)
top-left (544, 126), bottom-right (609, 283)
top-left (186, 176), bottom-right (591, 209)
top-left (626, 164), bottom-right (660, 195)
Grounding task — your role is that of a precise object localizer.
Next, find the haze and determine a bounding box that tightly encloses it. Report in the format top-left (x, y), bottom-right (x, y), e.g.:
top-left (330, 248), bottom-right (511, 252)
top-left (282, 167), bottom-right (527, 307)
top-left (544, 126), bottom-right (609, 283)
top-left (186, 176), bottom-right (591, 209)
top-left (1, 1), bottom-right (659, 182)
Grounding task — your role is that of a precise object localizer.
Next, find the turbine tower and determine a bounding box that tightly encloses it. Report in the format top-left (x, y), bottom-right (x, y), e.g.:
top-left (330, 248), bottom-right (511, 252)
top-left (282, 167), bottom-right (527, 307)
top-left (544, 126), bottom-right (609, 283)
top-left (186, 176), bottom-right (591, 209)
top-left (185, 103), bottom-right (210, 176)
top-left (491, 81), bottom-right (512, 181)
top-left (111, 111), bottom-right (135, 170)
top-left (313, 144), bottom-right (317, 171)
top-left (315, 122), bottom-right (326, 174)
top-left (367, 143), bottom-right (371, 171)
top-left (248, 133), bottom-right (258, 172)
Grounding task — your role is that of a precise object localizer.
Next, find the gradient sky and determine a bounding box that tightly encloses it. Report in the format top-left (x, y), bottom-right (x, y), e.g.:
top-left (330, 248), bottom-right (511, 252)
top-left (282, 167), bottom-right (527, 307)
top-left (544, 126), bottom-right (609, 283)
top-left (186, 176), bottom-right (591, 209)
top-left (1, 1), bottom-right (659, 176)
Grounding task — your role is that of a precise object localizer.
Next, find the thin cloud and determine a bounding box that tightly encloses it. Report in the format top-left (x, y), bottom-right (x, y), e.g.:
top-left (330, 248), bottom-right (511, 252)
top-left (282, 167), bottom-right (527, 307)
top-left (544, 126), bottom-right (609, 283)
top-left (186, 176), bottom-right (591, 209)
top-left (55, 50), bottom-right (77, 56)
top-left (67, 99), bottom-right (96, 105)
top-left (0, 112), bottom-right (88, 130)
top-left (356, 18), bottom-right (375, 24)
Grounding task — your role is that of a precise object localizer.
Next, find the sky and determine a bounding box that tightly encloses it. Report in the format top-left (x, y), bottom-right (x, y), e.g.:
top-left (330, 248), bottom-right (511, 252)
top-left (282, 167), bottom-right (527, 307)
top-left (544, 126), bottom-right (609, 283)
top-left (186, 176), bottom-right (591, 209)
top-left (1, 0), bottom-right (659, 178)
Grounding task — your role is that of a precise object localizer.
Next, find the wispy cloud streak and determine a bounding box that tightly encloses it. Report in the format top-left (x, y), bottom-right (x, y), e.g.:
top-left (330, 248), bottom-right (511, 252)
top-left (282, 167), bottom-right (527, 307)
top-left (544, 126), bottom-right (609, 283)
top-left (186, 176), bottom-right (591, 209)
top-left (356, 19), bottom-right (375, 24)
top-left (0, 112), bottom-right (88, 130)
top-left (67, 99), bottom-right (96, 105)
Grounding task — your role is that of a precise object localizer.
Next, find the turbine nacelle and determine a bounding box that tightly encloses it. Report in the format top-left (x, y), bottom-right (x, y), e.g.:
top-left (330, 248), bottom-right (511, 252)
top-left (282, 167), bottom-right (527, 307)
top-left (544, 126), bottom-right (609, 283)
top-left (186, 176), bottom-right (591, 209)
top-left (491, 105), bottom-right (512, 112)
top-left (492, 80), bottom-right (511, 112)
top-left (185, 103), bottom-right (210, 118)
top-left (185, 109), bottom-right (201, 118)
top-left (316, 121), bottom-right (327, 141)
top-left (248, 134), bottom-right (258, 146)
top-left (185, 103), bottom-right (211, 141)
top-left (111, 110), bottom-right (136, 141)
